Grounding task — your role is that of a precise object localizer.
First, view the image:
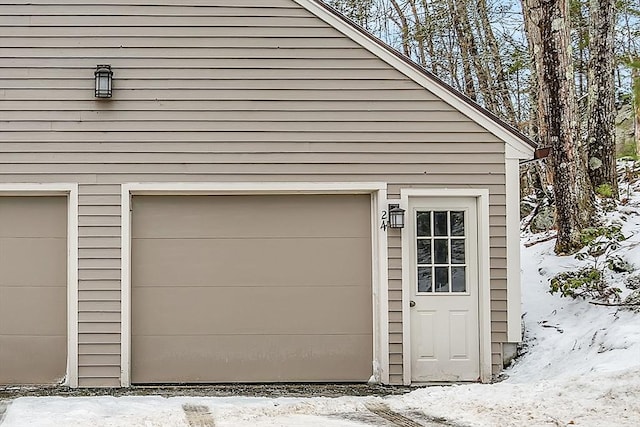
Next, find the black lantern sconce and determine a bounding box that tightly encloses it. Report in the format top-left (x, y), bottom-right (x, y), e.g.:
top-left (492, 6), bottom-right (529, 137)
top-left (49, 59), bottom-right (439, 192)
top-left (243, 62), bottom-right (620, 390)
top-left (388, 204), bottom-right (406, 229)
top-left (94, 65), bottom-right (113, 98)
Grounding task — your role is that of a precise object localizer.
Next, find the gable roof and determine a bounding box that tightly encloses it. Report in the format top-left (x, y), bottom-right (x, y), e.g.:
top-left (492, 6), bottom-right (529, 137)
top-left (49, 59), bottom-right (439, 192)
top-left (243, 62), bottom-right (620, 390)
top-left (294, 0), bottom-right (537, 160)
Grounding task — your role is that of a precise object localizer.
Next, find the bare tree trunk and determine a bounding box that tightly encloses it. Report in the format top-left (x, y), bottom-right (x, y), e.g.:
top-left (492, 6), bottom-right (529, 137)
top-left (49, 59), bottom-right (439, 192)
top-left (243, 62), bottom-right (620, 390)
top-left (586, 0), bottom-right (618, 197)
top-left (444, 31), bottom-right (464, 92)
top-left (637, 105), bottom-right (640, 158)
top-left (523, 0), bottom-right (595, 254)
top-left (447, 0), bottom-right (478, 100)
top-left (571, 1), bottom-right (589, 100)
top-left (521, 1), bottom-right (541, 139)
top-left (633, 66), bottom-right (640, 156)
top-left (406, 0), bottom-right (426, 66)
top-left (450, 0), bottom-right (499, 110)
top-left (417, 0), bottom-right (440, 74)
top-left (389, 0), bottom-right (412, 57)
top-left (476, 0), bottom-right (517, 122)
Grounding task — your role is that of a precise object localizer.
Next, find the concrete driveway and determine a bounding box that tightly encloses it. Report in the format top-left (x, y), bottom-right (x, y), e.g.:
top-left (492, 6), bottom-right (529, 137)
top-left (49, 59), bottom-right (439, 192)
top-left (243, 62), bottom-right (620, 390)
top-left (0, 393), bottom-right (459, 427)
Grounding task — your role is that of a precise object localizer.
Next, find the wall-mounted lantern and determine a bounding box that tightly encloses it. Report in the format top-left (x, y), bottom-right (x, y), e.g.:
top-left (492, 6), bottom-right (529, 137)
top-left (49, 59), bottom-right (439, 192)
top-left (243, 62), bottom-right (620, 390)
top-left (388, 204), bottom-right (406, 229)
top-left (94, 65), bottom-right (113, 98)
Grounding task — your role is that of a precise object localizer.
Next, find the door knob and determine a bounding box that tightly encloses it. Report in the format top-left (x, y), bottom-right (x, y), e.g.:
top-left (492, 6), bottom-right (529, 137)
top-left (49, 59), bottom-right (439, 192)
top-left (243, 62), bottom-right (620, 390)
top-left (409, 300), bottom-right (416, 307)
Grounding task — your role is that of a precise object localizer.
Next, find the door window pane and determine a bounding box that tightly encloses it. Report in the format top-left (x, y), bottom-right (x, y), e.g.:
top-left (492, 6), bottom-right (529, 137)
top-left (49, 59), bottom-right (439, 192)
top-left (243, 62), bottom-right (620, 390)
top-left (415, 208), bottom-right (469, 295)
top-left (416, 211), bottom-right (431, 236)
top-left (418, 267), bottom-right (432, 292)
top-left (452, 267), bottom-right (466, 292)
top-left (434, 239), bottom-right (449, 264)
top-left (433, 211), bottom-right (448, 236)
top-left (417, 239), bottom-right (432, 264)
top-left (451, 239), bottom-right (465, 264)
top-left (450, 211), bottom-right (465, 236)
top-left (435, 267), bottom-right (449, 292)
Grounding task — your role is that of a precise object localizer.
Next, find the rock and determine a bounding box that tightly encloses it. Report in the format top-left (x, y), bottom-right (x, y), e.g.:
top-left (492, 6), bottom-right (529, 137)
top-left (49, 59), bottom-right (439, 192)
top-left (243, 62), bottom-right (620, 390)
top-left (623, 289), bottom-right (640, 313)
top-left (607, 256), bottom-right (635, 273)
top-left (615, 103), bottom-right (636, 157)
top-left (589, 157), bottom-right (603, 171)
top-left (530, 206), bottom-right (555, 233)
top-left (625, 273), bottom-right (640, 290)
top-left (520, 200), bottom-right (536, 219)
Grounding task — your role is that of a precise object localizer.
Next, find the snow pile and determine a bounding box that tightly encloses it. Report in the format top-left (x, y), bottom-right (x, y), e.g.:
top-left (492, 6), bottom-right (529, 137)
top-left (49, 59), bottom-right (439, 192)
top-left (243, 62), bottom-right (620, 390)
top-left (511, 173), bottom-right (640, 383)
top-left (387, 367), bottom-right (640, 426)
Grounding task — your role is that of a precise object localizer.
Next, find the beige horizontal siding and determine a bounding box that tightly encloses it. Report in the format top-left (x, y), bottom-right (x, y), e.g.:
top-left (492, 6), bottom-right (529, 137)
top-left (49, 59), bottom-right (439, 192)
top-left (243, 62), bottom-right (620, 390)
top-left (1, 58), bottom-right (388, 70)
top-left (2, 109), bottom-right (470, 121)
top-left (0, 0), bottom-right (512, 386)
top-left (1, 27), bottom-right (341, 38)
top-left (6, 0), bottom-right (297, 4)
top-left (2, 16), bottom-right (324, 27)
top-left (387, 231), bottom-right (403, 384)
top-left (0, 153), bottom-right (505, 165)
top-left (0, 132), bottom-right (500, 143)
top-left (4, 146), bottom-right (505, 161)
top-left (3, 80), bottom-right (425, 91)
top-left (0, 68), bottom-right (402, 79)
top-left (2, 122), bottom-right (487, 133)
top-left (2, 37), bottom-right (358, 49)
top-left (77, 184), bottom-right (122, 387)
top-left (491, 343), bottom-right (503, 374)
top-left (3, 5), bottom-right (310, 16)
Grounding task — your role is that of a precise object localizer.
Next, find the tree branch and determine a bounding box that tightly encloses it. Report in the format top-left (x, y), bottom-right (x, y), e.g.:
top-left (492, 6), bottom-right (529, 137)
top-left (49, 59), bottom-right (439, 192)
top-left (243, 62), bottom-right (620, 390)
top-left (588, 301), bottom-right (640, 307)
top-left (524, 232), bottom-right (557, 247)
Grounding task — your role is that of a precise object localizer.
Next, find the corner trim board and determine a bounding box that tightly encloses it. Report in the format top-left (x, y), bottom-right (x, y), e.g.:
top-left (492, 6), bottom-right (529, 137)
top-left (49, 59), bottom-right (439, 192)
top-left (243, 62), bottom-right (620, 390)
top-left (505, 159), bottom-right (523, 342)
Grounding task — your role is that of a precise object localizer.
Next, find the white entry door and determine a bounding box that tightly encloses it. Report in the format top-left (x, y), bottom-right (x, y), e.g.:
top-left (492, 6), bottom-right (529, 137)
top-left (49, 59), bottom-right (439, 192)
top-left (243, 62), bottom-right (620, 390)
top-left (409, 197), bottom-right (480, 382)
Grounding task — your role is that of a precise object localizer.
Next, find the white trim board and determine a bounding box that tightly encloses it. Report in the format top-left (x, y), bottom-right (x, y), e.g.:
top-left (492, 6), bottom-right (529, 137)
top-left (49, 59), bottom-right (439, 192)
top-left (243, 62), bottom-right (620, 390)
top-left (505, 159), bottom-right (523, 342)
top-left (295, 0), bottom-right (535, 160)
top-left (0, 183), bottom-right (79, 388)
top-left (120, 182), bottom-right (389, 387)
top-left (400, 188), bottom-right (492, 384)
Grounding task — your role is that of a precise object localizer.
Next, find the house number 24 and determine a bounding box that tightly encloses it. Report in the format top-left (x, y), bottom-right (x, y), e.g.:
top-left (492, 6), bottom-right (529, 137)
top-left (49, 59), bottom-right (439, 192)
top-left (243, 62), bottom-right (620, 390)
top-left (380, 210), bottom-right (389, 231)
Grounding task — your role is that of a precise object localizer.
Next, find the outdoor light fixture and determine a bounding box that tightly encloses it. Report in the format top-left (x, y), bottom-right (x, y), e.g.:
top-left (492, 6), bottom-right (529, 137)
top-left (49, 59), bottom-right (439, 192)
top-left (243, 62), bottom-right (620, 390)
top-left (388, 204), bottom-right (406, 229)
top-left (94, 65), bottom-right (113, 98)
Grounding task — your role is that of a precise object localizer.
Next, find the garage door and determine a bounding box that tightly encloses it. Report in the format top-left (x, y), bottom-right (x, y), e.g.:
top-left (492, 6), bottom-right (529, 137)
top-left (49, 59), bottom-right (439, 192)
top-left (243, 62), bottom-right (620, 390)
top-left (0, 196), bottom-right (67, 385)
top-left (131, 194), bottom-right (373, 383)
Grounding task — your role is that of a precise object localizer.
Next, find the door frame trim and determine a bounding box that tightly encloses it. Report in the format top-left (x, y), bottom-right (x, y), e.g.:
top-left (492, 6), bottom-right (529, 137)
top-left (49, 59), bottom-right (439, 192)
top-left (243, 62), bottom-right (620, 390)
top-left (400, 188), bottom-right (491, 384)
top-left (121, 182), bottom-right (389, 387)
top-left (0, 183), bottom-right (79, 388)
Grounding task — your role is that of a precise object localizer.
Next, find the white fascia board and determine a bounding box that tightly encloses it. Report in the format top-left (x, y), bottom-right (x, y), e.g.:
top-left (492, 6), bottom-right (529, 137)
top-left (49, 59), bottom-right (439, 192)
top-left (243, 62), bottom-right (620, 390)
top-left (506, 143), bottom-right (534, 160)
top-left (294, 0), bottom-right (535, 159)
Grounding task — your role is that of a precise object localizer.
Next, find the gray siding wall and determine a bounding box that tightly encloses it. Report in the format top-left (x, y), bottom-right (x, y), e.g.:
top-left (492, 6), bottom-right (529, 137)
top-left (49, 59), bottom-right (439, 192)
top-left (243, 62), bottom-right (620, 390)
top-left (1, 0), bottom-right (508, 387)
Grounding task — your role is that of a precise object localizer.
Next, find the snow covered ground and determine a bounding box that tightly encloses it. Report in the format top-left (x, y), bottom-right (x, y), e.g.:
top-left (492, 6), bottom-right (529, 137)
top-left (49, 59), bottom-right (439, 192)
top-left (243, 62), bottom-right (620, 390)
top-left (2, 179), bottom-right (639, 426)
